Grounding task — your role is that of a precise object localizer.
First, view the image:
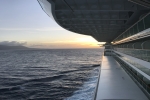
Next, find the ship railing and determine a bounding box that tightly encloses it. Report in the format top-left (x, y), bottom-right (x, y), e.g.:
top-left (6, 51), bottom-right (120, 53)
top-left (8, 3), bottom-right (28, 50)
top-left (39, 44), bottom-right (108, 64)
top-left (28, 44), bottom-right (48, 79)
top-left (113, 50), bottom-right (150, 96)
top-left (113, 12), bottom-right (150, 44)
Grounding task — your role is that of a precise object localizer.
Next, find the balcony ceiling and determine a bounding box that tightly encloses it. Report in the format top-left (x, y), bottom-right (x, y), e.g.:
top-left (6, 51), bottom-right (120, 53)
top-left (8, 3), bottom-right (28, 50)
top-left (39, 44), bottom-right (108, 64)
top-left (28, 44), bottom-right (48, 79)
top-left (48, 0), bottom-right (150, 42)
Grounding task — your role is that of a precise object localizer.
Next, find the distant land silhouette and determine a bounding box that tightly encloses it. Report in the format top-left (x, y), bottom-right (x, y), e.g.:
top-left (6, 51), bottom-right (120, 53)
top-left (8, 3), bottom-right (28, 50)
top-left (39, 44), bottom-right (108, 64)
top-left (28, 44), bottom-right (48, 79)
top-left (0, 45), bottom-right (29, 50)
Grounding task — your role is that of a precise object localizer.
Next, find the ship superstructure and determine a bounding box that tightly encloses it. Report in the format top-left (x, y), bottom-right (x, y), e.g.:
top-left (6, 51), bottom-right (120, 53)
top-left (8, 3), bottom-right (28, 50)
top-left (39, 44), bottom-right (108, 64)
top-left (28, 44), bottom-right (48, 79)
top-left (38, 0), bottom-right (150, 99)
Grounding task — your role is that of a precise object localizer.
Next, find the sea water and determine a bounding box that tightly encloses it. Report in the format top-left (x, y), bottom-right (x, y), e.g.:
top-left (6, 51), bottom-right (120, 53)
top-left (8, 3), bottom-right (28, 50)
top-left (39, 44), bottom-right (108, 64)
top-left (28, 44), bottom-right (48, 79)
top-left (0, 48), bottom-right (103, 100)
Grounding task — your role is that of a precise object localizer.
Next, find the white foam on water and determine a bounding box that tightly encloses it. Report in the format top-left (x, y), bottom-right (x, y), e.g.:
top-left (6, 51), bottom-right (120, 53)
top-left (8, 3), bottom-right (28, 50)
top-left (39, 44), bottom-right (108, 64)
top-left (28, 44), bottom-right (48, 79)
top-left (65, 68), bottom-right (99, 100)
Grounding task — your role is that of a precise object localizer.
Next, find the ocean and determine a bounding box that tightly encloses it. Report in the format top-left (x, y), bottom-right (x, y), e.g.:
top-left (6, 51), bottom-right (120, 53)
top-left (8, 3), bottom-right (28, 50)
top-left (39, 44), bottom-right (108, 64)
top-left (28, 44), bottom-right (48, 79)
top-left (0, 48), bottom-right (103, 100)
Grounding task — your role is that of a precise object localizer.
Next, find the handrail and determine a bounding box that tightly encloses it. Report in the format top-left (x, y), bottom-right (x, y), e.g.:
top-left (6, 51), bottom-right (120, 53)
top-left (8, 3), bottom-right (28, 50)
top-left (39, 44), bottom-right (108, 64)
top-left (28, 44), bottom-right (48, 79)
top-left (113, 12), bottom-right (150, 43)
top-left (93, 54), bottom-right (103, 100)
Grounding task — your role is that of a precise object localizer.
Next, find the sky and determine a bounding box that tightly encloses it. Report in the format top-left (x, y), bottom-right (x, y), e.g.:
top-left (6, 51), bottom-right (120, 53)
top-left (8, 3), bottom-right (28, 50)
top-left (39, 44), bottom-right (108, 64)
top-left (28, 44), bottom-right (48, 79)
top-left (0, 0), bottom-right (104, 49)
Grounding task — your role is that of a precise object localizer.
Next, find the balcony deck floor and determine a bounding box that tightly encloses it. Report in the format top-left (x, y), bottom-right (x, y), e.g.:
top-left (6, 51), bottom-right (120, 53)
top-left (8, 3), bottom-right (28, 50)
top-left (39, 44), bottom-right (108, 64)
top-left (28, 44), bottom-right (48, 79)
top-left (96, 56), bottom-right (148, 100)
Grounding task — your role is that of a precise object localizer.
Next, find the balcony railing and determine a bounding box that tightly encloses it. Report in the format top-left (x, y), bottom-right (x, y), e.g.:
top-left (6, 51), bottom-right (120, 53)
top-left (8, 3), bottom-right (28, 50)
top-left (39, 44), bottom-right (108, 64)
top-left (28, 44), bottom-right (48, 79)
top-left (113, 13), bottom-right (150, 43)
top-left (115, 48), bottom-right (150, 62)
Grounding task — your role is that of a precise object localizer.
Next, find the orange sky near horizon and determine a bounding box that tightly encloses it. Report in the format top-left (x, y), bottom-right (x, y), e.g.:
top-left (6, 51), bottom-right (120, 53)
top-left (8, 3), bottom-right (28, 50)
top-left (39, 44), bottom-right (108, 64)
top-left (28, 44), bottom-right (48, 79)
top-left (26, 35), bottom-right (105, 49)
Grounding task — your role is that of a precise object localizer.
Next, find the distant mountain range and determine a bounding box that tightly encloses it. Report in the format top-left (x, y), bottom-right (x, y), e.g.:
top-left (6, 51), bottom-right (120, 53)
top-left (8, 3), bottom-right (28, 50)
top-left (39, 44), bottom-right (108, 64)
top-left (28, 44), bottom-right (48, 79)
top-left (0, 45), bottom-right (29, 50)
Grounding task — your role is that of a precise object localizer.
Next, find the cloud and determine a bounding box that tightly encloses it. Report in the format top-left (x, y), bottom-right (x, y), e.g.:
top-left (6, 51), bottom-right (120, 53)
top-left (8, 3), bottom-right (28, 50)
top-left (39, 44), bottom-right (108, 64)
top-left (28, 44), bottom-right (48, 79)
top-left (0, 41), bottom-right (27, 46)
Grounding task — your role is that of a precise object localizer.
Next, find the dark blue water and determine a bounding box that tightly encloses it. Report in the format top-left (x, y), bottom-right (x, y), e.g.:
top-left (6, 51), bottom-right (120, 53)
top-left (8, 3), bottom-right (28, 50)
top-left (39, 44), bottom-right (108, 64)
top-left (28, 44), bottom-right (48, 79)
top-left (0, 49), bottom-right (103, 100)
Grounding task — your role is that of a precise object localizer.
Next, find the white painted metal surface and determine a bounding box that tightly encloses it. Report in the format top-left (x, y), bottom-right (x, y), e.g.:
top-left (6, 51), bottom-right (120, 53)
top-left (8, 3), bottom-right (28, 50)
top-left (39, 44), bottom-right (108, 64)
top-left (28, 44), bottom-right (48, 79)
top-left (96, 56), bottom-right (148, 100)
top-left (114, 50), bottom-right (150, 81)
top-left (115, 50), bottom-right (150, 69)
top-left (38, 0), bottom-right (55, 20)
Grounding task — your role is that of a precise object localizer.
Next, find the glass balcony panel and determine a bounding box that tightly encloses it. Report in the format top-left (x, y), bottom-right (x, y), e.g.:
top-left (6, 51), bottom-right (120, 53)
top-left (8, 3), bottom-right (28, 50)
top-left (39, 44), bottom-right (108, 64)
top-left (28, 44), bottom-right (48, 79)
top-left (144, 15), bottom-right (150, 29)
top-left (133, 24), bottom-right (138, 34)
top-left (130, 27), bottom-right (133, 36)
top-left (115, 48), bottom-right (150, 63)
top-left (126, 30), bottom-right (129, 37)
top-left (138, 20), bottom-right (145, 32)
